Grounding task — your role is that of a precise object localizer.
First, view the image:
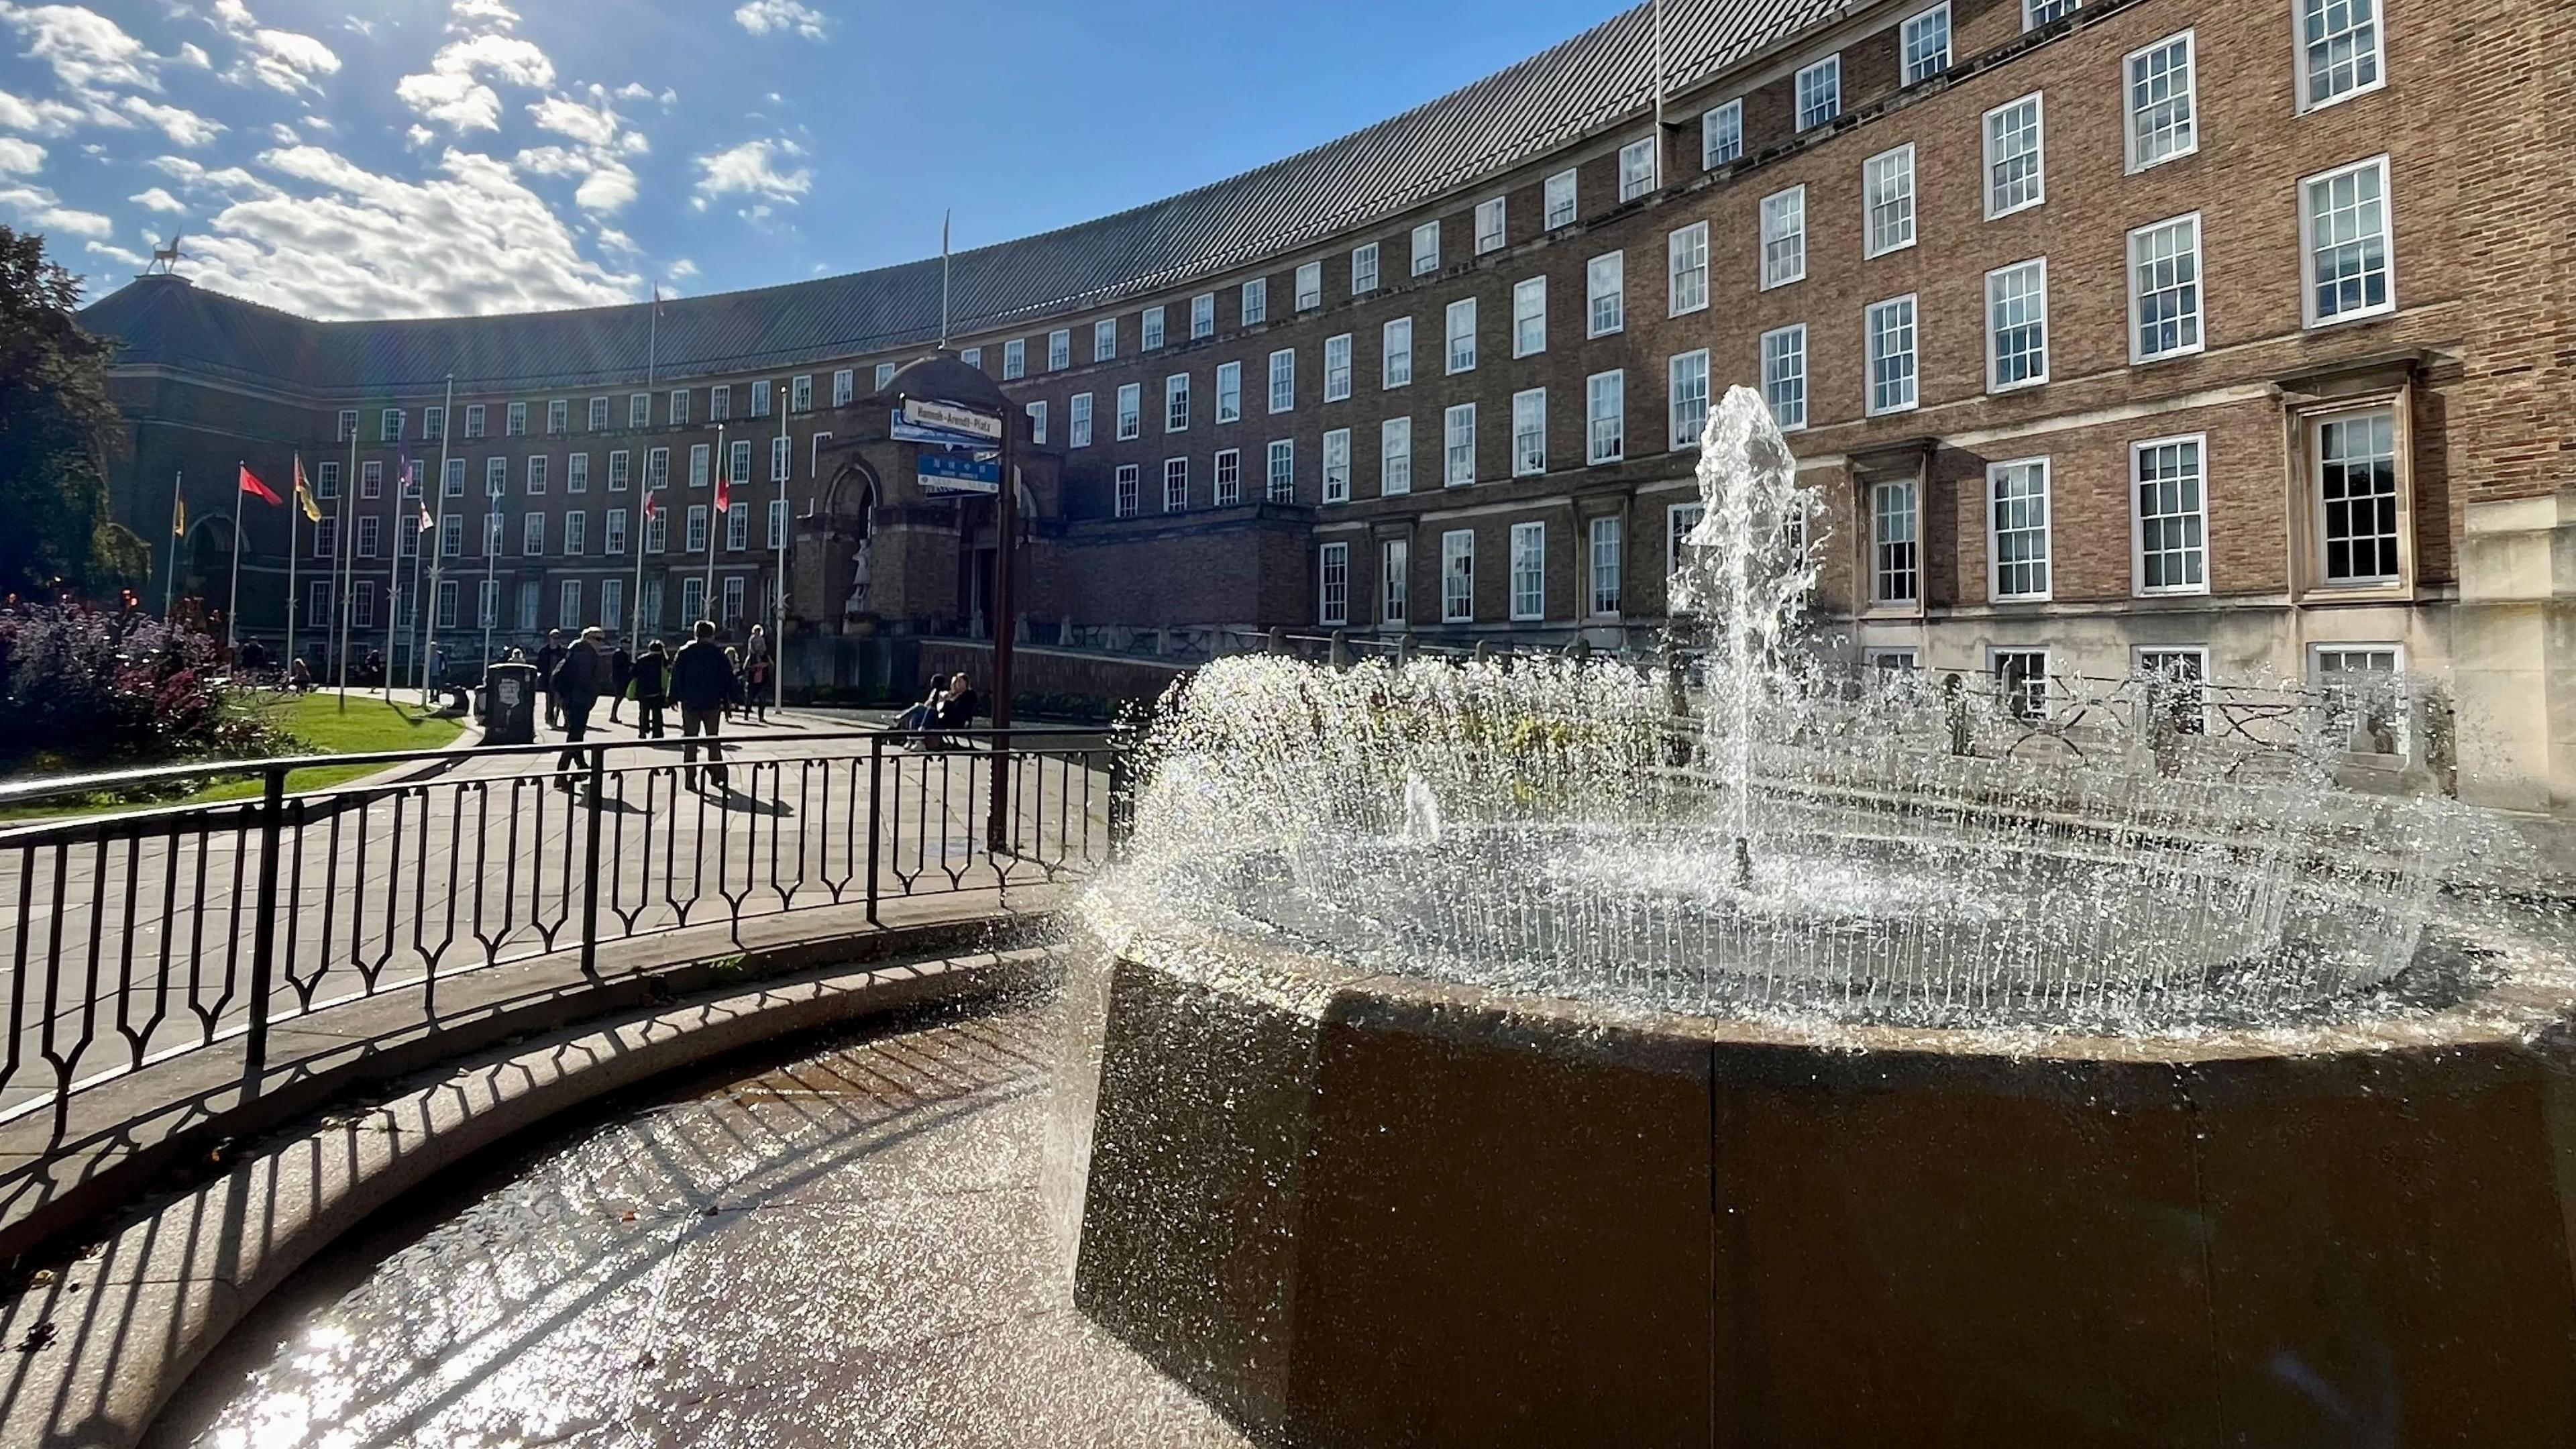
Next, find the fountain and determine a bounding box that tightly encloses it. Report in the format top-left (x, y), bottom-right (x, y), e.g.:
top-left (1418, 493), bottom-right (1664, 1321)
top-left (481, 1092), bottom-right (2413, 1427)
top-left (1065, 388), bottom-right (2576, 1446)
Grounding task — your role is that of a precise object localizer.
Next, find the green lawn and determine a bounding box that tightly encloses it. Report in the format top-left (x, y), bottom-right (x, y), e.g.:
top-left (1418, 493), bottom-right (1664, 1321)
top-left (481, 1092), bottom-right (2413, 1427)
top-left (1, 692), bottom-right (466, 821)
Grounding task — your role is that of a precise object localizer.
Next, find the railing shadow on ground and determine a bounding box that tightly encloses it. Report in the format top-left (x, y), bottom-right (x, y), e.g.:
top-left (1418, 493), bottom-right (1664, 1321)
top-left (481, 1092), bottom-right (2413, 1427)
top-left (0, 728), bottom-right (1131, 1151)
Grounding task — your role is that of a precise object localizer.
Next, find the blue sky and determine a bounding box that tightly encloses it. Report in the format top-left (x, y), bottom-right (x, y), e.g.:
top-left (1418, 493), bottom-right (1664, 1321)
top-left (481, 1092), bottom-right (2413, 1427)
top-left (0, 0), bottom-right (1628, 319)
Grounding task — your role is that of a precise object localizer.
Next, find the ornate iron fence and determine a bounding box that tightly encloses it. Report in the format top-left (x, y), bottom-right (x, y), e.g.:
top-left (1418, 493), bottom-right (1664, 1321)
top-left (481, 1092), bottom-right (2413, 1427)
top-left (0, 727), bottom-right (1124, 1136)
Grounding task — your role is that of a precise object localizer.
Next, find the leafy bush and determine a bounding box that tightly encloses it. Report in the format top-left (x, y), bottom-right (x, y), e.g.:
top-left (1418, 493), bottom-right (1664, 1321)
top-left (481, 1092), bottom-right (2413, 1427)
top-left (0, 602), bottom-right (282, 771)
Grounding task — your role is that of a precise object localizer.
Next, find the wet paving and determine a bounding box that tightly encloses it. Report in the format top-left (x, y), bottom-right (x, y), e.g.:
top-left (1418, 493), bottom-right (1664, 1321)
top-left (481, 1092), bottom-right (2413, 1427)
top-left (149, 999), bottom-right (1246, 1449)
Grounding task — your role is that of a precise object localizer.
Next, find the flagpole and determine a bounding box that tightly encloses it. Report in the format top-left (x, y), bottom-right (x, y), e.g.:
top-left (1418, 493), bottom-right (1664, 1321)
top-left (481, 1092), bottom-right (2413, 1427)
top-left (630, 488), bottom-right (649, 645)
top-left (422, 376), bottom-right (455, 705)
top-left (383, 453), bottom-right (406, 692)
top-left (938, 211), bottom-right (952, 348)
top-left (164, 471), bottom-right (181, 618)
top-left (773, 427), bottom-right (787, 713)
top-left (226, 462), bottom-right (243, 659)
top-left (706, 422), bottom-right (723, 624)
top-left (285, 456), bottom-right (298, 672)
top-left (337, 423), bottom-right (356, 711)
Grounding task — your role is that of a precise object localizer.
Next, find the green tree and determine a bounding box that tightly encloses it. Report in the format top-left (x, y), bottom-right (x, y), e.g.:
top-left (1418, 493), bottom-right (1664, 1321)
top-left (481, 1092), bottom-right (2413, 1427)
top-left (0, 224), bottom-right (119, 597)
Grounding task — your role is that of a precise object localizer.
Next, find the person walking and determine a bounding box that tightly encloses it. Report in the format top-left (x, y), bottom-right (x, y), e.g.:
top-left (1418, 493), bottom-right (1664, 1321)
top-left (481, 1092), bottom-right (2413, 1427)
top-left (551, 625), bottom-right (612, 790)
top-left (631, 639), bottom-right (669, 740)
top-left (535, 629), bottom-right (567, 728)
top-left (607, 637), bottom-right (634, 724)
top-left (672, 620), bottom-right (739, 792)
top-left (745, 624), bottom-right (772, 724)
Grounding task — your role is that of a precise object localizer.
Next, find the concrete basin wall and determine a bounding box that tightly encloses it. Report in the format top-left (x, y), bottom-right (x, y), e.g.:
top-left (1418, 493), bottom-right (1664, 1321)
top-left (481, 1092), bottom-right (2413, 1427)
top-left (1074, 934), bottom-right (2576, 1448)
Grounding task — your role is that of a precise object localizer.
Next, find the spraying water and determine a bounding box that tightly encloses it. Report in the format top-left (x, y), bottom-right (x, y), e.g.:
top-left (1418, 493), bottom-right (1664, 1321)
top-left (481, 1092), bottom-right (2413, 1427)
top-left (1083, 391), bottom-right (2476, 1034)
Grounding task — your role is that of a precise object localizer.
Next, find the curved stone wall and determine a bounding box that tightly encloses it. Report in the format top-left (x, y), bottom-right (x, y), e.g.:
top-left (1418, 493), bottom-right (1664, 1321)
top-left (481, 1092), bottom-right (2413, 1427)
top-left (1073, 929), bottom-right (2576, 1447)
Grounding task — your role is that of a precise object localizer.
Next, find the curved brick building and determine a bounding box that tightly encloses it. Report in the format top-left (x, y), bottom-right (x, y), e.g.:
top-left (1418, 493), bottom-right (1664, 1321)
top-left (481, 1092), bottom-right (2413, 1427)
top-left (78, 0), bottom-right (2576, 806)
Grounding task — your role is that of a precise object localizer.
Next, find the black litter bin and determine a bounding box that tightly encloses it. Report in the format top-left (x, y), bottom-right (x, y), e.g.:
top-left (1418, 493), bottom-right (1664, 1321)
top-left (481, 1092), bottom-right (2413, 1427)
top-left (480, 661), bottom-right (539, 746)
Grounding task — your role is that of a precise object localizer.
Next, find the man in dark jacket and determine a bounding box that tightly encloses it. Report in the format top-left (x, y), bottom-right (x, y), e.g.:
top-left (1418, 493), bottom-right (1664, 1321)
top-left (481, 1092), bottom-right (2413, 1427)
top-left (551, 626), bottom-right (612, 787)
top-left (670, 619), bottom-right (740, 791)
top-left (535, 630), bottom-right (566, 727)
top-left (606, 639), bottom-right (634, 724)
top-left (630, 639), bottom-right (669, 739)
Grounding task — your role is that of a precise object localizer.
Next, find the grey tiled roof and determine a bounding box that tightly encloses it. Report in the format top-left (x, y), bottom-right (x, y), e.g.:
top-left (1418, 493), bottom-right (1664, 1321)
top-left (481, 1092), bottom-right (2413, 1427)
top-left (81, 0), bottom-right (1843, 398)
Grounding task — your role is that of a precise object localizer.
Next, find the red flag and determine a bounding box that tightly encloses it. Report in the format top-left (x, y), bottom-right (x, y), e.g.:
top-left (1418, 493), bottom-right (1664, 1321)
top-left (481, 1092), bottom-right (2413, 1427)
top-left (238, 465), bottom-right (282, 506)
top-left (713, 474), bottom-right (731, 515)
top-left (643, 490), bottom-right (662, 519)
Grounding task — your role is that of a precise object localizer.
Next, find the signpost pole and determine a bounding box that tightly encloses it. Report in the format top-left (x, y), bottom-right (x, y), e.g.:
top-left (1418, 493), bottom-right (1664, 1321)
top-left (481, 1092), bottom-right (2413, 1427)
top-left (985, 423), bottom-right (1017, 855)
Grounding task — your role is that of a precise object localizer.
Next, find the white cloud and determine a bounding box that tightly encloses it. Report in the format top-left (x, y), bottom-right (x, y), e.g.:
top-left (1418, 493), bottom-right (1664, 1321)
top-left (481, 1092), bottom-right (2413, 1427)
top-left (85, 238), bottom-right (146, 268)
top-left (130, 184), bottom-right (185, 213)
top-left (172, 145), bottom-right (636, 319)
top-left (0, 86), bottom-right (93, 136)
top-left (0, 181), bottom-right (110, 235)
top-left (526, 93), bottom-right (615, 148)
top-left (396, 30), bottom-right (555, 132)
top-left (693, 137), bottom-right (809, 205)
top-left (176, 41), bottom-right (209, 68)
top-left (118, 95), bottom-right (222, 146)
top-left (447, 0), bottom-right (518, 28)
top-left (0, 135), bottom-right (41, 172)
top-left (514, 142), bottom-right (634, 213)
top-left (267, 121), bottom-right (295, 144)
top-left (231, 27), bottom-right (339, 95)
top-left (0, 4), bottom-right (159, 93)
top-left (733, 0), bottom-right (825, 40)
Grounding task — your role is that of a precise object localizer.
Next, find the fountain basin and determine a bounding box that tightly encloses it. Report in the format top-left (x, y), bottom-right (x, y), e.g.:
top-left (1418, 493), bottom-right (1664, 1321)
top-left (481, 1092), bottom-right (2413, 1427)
top-left (1073, 924), bottom-right (2576, 1448)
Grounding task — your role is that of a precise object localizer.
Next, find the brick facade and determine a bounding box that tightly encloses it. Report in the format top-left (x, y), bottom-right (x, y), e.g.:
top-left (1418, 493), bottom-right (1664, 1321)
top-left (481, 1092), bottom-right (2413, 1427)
top-left (90, 0), bottom-right (2576, 796)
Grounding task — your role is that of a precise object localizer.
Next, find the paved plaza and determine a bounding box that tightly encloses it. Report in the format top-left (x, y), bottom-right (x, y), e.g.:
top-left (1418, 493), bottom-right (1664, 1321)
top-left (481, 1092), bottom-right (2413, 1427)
top-left (145, 998), bottom-right (1245, 1449)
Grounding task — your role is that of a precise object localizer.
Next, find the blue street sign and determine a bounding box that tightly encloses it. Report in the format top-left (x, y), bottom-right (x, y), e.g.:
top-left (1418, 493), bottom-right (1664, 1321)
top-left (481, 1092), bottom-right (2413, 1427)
top-left (917, 451), bottom-right (1002, 495)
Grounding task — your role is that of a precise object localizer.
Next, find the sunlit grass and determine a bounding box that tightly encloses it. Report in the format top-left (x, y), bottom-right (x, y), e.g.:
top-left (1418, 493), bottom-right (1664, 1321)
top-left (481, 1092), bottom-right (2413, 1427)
top-left (0, 692), bottom-right (466, 822)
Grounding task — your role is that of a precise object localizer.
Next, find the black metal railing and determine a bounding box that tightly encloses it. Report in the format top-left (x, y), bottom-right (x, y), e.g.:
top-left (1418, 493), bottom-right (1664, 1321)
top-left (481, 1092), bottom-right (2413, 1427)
top-left (0, 727), bottom-right (1126, 1137)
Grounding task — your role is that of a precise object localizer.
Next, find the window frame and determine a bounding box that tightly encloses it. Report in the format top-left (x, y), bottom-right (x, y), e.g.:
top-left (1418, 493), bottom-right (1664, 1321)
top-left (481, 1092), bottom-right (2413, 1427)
top-left (1668, 220), bottom-right (1709, 315)
top-left (2131, 431), bottom-right (2212, 597)
top-left (1295, 260), bottom-right (1324, 311)
top-left (1442, 402), bottom-right (1477, 488)
top-left (1190, 294), bottom-right (1215, 339)
top-left (1165, 372), bottom-right (1190, 433)
top-left (1668, 348), bottom-right (1711, 450)
top-left (1986, 456), bottom-right (2055, 602)
top-left (2123, 30), bottom-right (2200, 172)
top-left (1982, 92), bottom-right (2048, 220)
top-left (1216, 361), bottom-right (1243, 423)
top-left (1163, 456), bottom-right (1189, 513)
top-left (1381, 416), bottom-right (1413, 495)
top-left (1701, 99), bottom-right (1743, 168)
top-left (1381, 317), bottom-right (1413, 388)
top-left (1510, 387), bottom-right (1548, 478)
top-left (1240, 280), bottom-right (1267, 326)
top-left (1990, 647), bottom-right (2053, 720)
top-left (1352, 242), bottom-right (1380, 295)
top-left (1266, 439), bottom-right (1295, 502)
top-left (1267, 348), bottom-right (1295, 414)
top-left (1509, 520), bottom-right (1546, 622)
top-left (2294, 0), bottom-right (2387, 114)
top-left (1382, 537), bottom-right (1411, 625)
top-left (1760, 186), bottom-right (1807, 288)
top-left (1214, 447), bottom-right (1242, 506)
top-left (1114, 464), bottom-right (1140, 518)
top-left (1323, 427), bottom-right (1352, 503)
top-left (1865, 295), bottom-right (1920, 416)
top-left (1543, 167), bottom-right (1578, 228)
top-left (2299, 154), bottom-right (2397, 328)
top-left (1324, 333), bottom-right (1354, 401)
top-left (1318, 541), bottom-right (1350, 627)
top-left (1589, 515), bottom-right (1623, 616)
top-left (1411, 221), bottom-right (1440, 276)
top-left (1049, 329), bottom-right (1073, 370)
top-left (1474, 196), bottom-right (1507, 254)
top-left (1863, 144), bottom-right (1917, 259)
top-left (1116, 382), bottom-right (1142, 441)
top-left (1760, 324), bottom-right (1808, 433)
top-left (1511, 276), bottom-right (1547, 358)
top-left (2127, 212), bottom-right (2205, 363)
top-left (1586, 251), bottom-right (1625, 337)
top-left (1617, 136), bottom-right (1658, 201)
top-left (1902, 3), bottom-right (1952, 83)
top-left (1985, 256), bottom-right (2051, 393)
top-left (2306, 400), bottom-right (2408, 589)
top-left (1586, 369), bottom-right (1625, 465)
top-left (1094, 318), bottom-right (1118, 362)
top-left (1871, 477), bottom-right (1921, 609)
top-left (1794, 55), bottom-right (1842, 131)
top-left (1444, 297), bottom-right (1477, 374)
top-left (1440, 529), bottom-right (1475, 623)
